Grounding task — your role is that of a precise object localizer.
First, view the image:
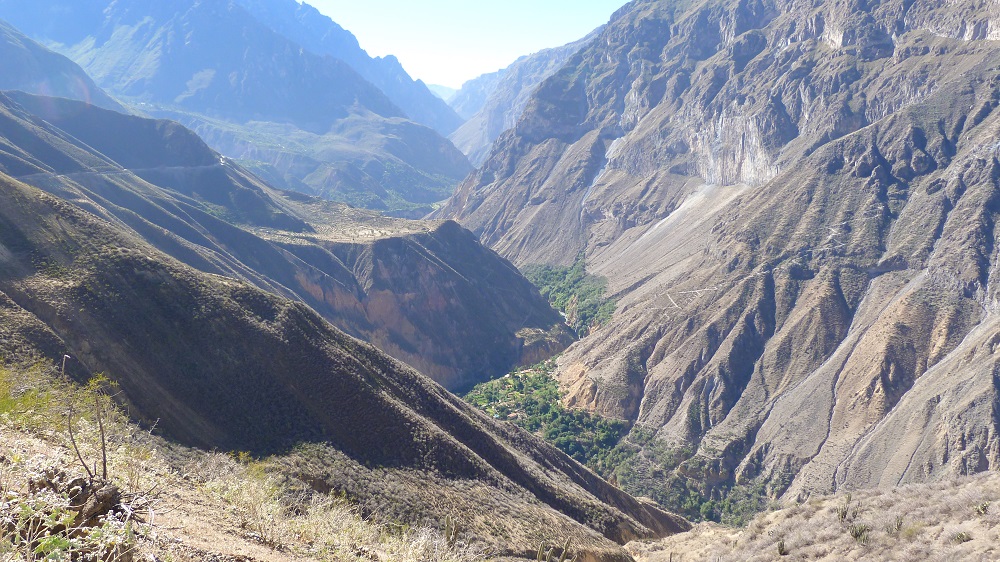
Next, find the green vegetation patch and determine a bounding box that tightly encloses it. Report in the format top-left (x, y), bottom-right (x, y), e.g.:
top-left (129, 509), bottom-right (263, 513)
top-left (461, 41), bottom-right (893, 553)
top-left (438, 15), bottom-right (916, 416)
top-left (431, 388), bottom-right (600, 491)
top-left (522, 253), bottom-right (615, 337)
top-left (464, 360), bottom-right (628, 475)
top-left (465, 361), bottom-right (778, 526)
top-left (0, 361), bottom-right (72, 432)
top-left (607, 430), bottom-right (780, 525)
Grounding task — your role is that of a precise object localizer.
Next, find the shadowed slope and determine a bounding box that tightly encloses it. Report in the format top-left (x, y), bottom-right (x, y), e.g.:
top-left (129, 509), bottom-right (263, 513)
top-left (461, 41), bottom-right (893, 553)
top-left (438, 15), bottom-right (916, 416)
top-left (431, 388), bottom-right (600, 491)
top-left (0, 91), bottom-right (570, 390)
top-left (0, 19), bottom-right (122, 111)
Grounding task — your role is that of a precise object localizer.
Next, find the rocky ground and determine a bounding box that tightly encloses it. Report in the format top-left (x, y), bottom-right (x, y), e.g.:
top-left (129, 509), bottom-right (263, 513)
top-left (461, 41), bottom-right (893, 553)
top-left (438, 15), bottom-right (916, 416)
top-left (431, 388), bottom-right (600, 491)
top-left (627, 473), bottom-right (1000, 561)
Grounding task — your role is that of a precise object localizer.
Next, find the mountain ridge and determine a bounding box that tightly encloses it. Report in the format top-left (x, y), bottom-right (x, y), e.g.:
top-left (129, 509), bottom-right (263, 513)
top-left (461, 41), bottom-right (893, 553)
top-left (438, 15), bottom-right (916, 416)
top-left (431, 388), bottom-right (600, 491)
top-left (449, 29), bottom-right (602, 167)
top-left (0, 170), bottom-right (689, 560)
top-left (0, 0), bottom-right (472, 214)
top-left (0, 64), bottom-right (692, 555)
top-left (0, 19), bottom-right (123, 112)
top-left (0, 89), bottom-right (569, 390)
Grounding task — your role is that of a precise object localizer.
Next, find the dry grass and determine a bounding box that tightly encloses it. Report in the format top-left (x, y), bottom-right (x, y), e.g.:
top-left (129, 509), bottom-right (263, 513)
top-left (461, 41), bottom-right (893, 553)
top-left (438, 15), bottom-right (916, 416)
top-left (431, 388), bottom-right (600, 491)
top-left (0, 360), bottom-right (487, 562)
top-left (192, 451), bottom-right (488, 562)
top-left (628, 475), bottom-right (1000, 561)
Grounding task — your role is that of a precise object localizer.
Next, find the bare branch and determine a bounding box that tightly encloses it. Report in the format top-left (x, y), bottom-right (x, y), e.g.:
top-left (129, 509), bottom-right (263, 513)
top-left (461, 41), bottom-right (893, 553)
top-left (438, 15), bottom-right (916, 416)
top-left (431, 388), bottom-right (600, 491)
top-left (67, 404), bottom-right (94, 481)
top-left (95, 393), bottom-right (108, 480)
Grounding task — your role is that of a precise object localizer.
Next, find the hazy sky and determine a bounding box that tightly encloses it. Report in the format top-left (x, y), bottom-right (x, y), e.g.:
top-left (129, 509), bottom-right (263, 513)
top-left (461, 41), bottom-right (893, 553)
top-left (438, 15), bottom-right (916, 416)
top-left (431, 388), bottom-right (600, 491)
top-left (307, 0), bottom-right (631, 88)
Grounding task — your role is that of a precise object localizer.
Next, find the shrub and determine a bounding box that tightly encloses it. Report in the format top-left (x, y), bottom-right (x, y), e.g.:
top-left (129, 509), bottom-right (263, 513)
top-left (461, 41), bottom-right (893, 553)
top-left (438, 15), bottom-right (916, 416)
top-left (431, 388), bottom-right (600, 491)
top-left (848, 523), bottom-right (871, 544)
top-left (523, 253), bottom-right (616, 336)
top-left (885, 514), bottom-right (904, 535)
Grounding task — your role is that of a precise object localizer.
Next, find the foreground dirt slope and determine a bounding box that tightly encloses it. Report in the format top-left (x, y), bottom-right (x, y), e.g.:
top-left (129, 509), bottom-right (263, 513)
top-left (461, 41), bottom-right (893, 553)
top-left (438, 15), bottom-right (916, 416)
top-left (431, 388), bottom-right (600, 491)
top-left (0, 408), bottom-right (481, 562)
top-left (441, 0), bottom-right (1000, 499)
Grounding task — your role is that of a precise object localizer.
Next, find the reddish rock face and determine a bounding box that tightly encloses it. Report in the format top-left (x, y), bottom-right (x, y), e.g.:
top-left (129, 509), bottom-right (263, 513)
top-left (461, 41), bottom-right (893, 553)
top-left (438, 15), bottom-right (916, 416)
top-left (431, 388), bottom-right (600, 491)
top-left (288, 220), bottom-right (574, 390)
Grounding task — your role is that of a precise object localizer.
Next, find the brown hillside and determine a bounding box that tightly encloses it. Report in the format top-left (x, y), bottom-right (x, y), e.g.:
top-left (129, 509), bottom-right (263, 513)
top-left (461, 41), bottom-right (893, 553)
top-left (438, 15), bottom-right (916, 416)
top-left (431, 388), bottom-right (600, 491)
top-left (0, 91), bottom-right (572, 390)
top-left (0, 173), bottom-right (688, 560)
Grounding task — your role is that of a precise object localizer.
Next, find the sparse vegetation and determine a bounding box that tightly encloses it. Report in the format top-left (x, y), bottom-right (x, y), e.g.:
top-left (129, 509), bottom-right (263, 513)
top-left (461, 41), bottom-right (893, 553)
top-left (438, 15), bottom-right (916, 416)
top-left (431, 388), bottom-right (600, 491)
top-left (523, 253), bottom-right (616, 336)
top-left (837, 500), bottom-right (850, 523)
top-left (536, 538), bottom-right (577, 561)
top-left (195, 451), bottom-right (486, 561)
top-left (848, 522), bottom-right (871, 544)
top-left (886, 514), bottom-right (904, 536)
top-left (464, 360), bottom-right (629, 475)
top-left (445, 514), bottom-right (459, 547)
top-left (0, 361), bottom-right (150, 561)
top-left (629, 473), bottom-right (1000, 561)
top-left (608, 431), bottom-right (776, 525)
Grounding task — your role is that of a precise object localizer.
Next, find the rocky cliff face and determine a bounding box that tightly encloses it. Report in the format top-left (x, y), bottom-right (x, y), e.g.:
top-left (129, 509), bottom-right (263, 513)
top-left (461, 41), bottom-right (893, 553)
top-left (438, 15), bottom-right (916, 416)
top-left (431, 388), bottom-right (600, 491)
top-left (0, 90), bottom-right (569, 391)
top-left (0, 0), bottom-right (471, 215)
top-left (442, 0), bottom-right (1000, 501)
top-left (449, 30), bottom-right (601, 167)
top-left (288, 219), bottom-right (575, 390)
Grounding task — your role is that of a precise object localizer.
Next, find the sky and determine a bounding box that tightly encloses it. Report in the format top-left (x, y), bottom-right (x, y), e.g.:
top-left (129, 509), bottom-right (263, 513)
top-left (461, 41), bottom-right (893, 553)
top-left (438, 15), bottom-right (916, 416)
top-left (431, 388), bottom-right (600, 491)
top-left (307, 0), bottom-right (631, 89)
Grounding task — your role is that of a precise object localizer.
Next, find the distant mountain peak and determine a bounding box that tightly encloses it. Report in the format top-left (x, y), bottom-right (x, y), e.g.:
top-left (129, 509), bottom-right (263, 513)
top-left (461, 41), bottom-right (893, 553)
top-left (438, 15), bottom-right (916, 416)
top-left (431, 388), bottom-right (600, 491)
top-left (447, 27), bottom-right (603, 167)
top-left (233, 0), bottom-right (464, 135)
top-left (0, 0), bottom-right (471, 214)
top-left (0, 18), bottom-right (122, 111)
